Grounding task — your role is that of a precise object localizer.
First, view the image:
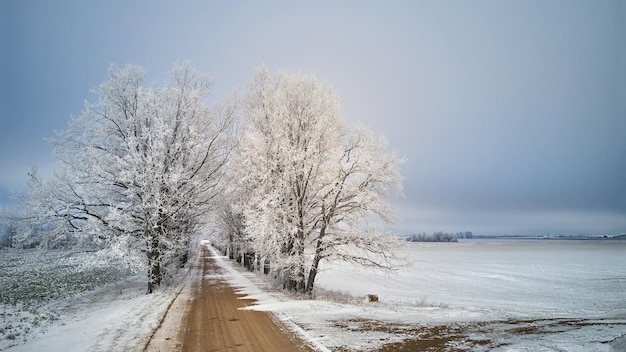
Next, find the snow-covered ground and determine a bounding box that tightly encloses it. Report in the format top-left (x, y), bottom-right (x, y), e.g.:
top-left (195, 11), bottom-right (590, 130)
top-left (0, 249), bottom-right (184, 352)
top-left (2, 275), bottom-right (179, 352)
top-left (228, 240), bottom-right (626, 351)
top-left (3, 240), bottom-right (625, 351)
top-left (316, 240), bottom-right (626, 319)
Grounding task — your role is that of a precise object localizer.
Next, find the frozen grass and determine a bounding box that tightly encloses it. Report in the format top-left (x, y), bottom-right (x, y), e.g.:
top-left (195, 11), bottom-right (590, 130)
top-left (313, 287), bottom-right (449, 309)
top-left (313, 287), bottom-right (362, 305)
top-left (0, 249), bottom-right (130, 349)
top-left (0, 250), bottom-right (127, 305)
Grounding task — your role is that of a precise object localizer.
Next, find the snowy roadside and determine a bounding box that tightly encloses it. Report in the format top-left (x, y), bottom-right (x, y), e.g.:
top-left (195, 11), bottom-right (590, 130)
top-left (210, 249), bottom-right (489, 351)
top-left (210, 243), bottom-right (626, 352)
top-left (3, 274), bottom-right (169, 352)
top-left (2, 266), bottom-right (189, 352)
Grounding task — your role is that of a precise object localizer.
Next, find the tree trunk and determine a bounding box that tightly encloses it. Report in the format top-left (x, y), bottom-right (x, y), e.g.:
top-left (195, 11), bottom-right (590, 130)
top-left (282, 237), bottom-right (306, 292)
top-left (306, 254), bottom-right (322, 296)
top-left (306, 224), bottom-right (327, 296)
top-left (282, 235), bottom-right (295, 290)
top-left (294, 264), bottom-right (306, 292)
top-left (146, 233), bottom-right (162, 294)
top-left (178, 237), bottom-right (189, 267)
top-left (227, 233), bottom-right (234, 259)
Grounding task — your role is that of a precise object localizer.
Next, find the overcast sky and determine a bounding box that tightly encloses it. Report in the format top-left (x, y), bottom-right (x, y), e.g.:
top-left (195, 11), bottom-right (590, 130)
top-left (2, 0), bottom-right (625, 235)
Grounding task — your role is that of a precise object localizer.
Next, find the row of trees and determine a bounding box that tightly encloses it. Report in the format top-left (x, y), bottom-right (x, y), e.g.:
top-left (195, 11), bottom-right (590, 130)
top-left (405, 231), bottom-right (473, 242)
top-left (7, 64), bottom-right (404, 296)
top-left (216, 68), bottom-right (404, 295)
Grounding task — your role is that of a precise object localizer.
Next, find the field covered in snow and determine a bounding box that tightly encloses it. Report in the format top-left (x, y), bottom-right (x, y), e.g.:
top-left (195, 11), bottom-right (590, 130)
top-left (317, 240), bottom-right (626, 319)
top-left (0, 249), bottom-right (129, 349)
top-left (0, 249), bottom-right (184, 352)
top-left (237, 239), bottom-right (626, 351)
top-left (2, 240), bottom-right (624, 351)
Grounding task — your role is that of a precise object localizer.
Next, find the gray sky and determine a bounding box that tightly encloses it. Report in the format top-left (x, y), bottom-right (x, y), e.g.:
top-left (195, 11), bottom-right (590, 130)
top-left (2, 0), bottom-right (625, 235)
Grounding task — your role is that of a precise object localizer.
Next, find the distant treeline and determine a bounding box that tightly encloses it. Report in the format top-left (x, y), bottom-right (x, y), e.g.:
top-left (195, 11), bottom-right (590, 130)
top-left (405, 231), bottom-right (473, 242)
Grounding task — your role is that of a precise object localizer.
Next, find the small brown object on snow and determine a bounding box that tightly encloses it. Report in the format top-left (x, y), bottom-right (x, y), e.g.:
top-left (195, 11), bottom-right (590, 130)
top-left (366, 294), bottom-right (379, 302)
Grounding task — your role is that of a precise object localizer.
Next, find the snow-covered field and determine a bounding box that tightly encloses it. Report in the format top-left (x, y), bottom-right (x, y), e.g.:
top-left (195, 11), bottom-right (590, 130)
top-left (0, 249), bottom-right (183, 352)
top-left (317, 240), bottom-right (626, 319)
top-left (3, 240), bottom-right (625, 351)
top-left (234, 240), bottom-right (626, 351)
top-left (0, 249), bottom-right (126, 350)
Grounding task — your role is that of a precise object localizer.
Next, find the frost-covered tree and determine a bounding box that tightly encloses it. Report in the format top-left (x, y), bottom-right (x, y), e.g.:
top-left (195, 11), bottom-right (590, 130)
top-left (0, 216), bottom-right (17, 248)
top-left (20, 63), bottom-right (235, 293)
top-left (12, 168), bottom-right (90, 249)
top-left (229, 67), bottom-right (404, 295)
top-left (214, 194), bottom-right (248, 260)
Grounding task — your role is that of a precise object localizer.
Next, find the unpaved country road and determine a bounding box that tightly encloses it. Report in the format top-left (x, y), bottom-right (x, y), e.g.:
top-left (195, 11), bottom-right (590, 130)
top-left (145, 245), bottom-right (315, 352)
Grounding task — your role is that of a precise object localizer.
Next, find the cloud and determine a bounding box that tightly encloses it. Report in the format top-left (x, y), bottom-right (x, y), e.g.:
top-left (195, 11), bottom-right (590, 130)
top-left (3, 0), bottom-right (625, 235)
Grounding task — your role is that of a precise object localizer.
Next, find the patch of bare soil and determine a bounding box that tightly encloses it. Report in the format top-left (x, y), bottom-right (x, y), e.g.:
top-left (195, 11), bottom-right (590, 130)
top-left (329, 317), bottom-right (626, 351)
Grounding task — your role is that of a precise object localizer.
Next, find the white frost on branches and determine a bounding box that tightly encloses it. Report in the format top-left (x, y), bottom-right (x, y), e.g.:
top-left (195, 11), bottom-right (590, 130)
top-left (17, 63), bottom-right (236, 293)
top-left (226, 67), bottom-right (405, 294)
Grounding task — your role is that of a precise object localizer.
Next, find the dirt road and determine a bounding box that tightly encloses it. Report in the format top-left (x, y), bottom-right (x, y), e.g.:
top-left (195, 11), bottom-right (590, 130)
top-left (145, 245), bottom-right (314, 352)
